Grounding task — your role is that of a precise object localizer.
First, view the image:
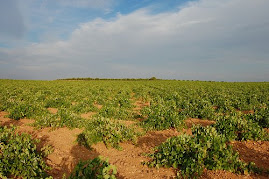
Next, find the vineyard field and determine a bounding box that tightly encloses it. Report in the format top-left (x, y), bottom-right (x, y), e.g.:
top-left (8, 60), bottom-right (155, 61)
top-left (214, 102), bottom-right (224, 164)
top-left (0, 79), bottom-right (268, 179)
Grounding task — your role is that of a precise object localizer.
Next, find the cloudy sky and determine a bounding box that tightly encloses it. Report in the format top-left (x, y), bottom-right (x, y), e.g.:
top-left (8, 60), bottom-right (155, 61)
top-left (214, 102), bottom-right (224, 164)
top-left (0, 0), bottom-right (268, 81)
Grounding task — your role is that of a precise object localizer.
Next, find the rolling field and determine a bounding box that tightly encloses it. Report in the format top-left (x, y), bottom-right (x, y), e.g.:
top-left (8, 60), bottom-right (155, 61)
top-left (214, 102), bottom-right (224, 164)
top-left (0, 79), bottom-right (269, 178)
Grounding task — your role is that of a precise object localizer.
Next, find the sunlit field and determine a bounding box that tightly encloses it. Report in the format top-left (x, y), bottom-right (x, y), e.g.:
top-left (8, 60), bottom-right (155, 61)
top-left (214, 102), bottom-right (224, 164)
top-left (0, 79), bottom-right (268, 178)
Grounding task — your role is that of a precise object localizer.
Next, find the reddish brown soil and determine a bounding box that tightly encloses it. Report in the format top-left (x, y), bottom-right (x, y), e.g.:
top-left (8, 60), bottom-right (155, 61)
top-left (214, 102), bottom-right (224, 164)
top-left (133, 100), bottom-right (150, 112)
top-left (118, 120), bottom-right (137, 127)
top-left (94, 103), bottom-right (103, 109)
top-left (81, 112), bottom-right (97, 119)
top-left (1, 111), bottom-right (268, 179)
top-left (236, 109), bottom-right (255, 114)
top-left (91, 129), bottom-right (181, 179)
top-left (202, 169), bottom-right (267, 179)
top-left (71, 102), bottom-right (77, 105)
top-left (185, 118), bottom-right (216, 128)
top-left (242, 110), bottom-right (255, 114)
top-left (231, 140), bottom-right (269, 170)
top-left (47, 108), bottom-right (58, 114)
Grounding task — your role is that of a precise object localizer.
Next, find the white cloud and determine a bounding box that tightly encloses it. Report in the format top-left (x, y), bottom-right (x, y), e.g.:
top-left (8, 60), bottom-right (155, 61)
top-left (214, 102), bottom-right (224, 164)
top-left (1, 0), bottom-right (269, 81)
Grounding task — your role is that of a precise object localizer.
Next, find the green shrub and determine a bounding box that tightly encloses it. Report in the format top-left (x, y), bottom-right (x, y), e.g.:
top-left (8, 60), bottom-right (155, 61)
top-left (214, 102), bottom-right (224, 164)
top-left (214, 114), bottom-right (269, 141)
top-left (44, 97), bottom-right (71, 108)
top-left (149, 77), bottom-right (157, 80)
top-left (69, 157), bottom-right (117, 179)
top-left (98, 106), bottom-right (133, 120)
top-left (77, 117), bottom-right (141, 150)
top-left (246, 107), bottom-right (269, 128)
top-left (70, 101), bottom-right (98, 114)
top-left (8, 102), bottom-right (42, 120)
top-left (0, 126), bottom-right (51, 178)
top-left (33, 108), bottom-right (85, 129)
top-left (181, 99), bottom-right (216, 120)
top-left (146, 126), bottom-right (258, 178)
top-left (56, 108), bottom-right (85, 128)
top-left (141, 103), bottom-right (185, 131)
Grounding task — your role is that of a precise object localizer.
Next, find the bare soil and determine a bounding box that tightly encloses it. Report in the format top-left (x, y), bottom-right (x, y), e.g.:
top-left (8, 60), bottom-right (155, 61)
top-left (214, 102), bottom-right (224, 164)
top-left (242, 110), bottom-right (255, 114)
top-left (231, 140), bottom-right (269, 170)
top-left (94, 103), bottom-right (103, 109)
top-left (185, 118), bottom-right (215, 128)
top-left (47, 108), bottom-right (58, 114)
top-left (133, 100), bottom-right (150, 112)
top-left (81, 112), bottom-right (97, 119)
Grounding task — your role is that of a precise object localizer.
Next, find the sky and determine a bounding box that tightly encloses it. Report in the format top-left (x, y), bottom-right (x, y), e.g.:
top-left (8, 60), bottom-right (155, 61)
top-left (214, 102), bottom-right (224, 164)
top-left (0, 0), bottom-right (268, 81)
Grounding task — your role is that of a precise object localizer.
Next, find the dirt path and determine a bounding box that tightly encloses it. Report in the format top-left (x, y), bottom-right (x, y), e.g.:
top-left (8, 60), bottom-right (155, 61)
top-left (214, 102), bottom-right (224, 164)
top-left (92, 129), bottom-right (180, 179)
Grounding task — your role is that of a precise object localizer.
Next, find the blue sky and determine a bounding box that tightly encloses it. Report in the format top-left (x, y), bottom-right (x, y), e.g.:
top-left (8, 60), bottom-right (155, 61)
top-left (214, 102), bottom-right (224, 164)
top-left (4, 0), bottom-right (194, 45)
top-left (0, 0), bottom-right (269, 81)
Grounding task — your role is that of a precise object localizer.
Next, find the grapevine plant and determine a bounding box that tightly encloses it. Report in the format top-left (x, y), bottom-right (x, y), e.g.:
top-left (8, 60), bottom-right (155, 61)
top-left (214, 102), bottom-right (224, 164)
top-left (246, 106), bottom-right (269, 128)
top-left (141, 102), bottom-right (185, 131)
top-left (0, 126), bottom-right (51, 179)
top-left (69, 157), bottom-right (117, 179)
top-left (214, 114), bottom-right (269, 141)
top-left (146, 126), bottom-right (259, 178)
top-left (77, 117), bottom-right (141, 150)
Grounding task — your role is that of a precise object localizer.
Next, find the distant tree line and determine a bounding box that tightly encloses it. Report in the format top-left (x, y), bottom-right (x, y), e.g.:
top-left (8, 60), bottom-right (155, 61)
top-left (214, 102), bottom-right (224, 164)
top-left (57, 77), bottom-right (159, 81)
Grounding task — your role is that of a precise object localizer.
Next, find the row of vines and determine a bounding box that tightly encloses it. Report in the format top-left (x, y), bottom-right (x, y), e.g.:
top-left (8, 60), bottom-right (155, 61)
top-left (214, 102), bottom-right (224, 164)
top-left (0, 79), bottom-right (268, 178)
